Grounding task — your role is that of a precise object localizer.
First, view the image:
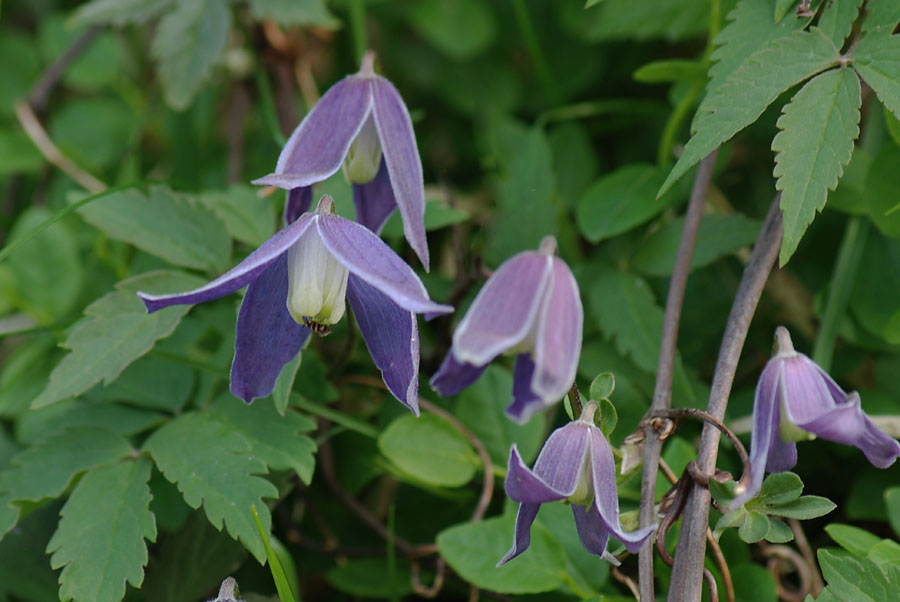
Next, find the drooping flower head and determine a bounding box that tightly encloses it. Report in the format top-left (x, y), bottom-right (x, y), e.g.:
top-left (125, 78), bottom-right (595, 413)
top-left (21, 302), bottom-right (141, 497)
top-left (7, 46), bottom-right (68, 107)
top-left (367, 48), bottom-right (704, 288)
top-left (431, 236), bottom-right (583, 424)
top-left (500, 401), bottom-right (655, 565)
top-left (733, 326), bottom-right (900, 507)
top-left (138, 195), bottom-right (452, 413)
top-left (252, 51), bottom-right (429, 270)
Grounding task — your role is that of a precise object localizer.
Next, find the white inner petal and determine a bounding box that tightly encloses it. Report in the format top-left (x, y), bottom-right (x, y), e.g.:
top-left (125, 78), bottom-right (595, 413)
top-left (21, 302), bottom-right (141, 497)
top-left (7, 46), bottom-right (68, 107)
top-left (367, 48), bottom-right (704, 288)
top-left (287, 229), bottom-right (349, 326)
top-left (343, 114), bottom-right (382, 184)
top-left (567, 446), bottom-right (594, 506)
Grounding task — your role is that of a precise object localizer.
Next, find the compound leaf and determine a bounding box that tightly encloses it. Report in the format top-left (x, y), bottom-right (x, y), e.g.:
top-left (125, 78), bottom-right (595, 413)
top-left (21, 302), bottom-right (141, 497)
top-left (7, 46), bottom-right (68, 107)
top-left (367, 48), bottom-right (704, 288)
top-left (853, 26), bottom-right (900, 122)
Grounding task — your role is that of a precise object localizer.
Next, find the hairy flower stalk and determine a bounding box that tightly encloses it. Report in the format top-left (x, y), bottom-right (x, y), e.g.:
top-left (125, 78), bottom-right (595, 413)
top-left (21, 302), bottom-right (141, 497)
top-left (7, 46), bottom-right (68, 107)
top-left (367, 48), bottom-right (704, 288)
top-left (500, 401), bottom-right (656, 565)
top-left (253, 51), bottom-right (430, 269)
top-left (733, 326), bottom-right (900, 507)
top-left (431, 236), bottom-right (583, 423)
top-left (138, 195), bottom-right (452, 412)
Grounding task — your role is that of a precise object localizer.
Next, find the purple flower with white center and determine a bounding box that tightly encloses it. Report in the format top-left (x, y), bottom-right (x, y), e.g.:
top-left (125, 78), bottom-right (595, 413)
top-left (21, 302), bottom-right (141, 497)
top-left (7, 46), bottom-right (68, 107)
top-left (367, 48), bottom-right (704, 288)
top-left (252, 51), bottom-right (430, 270)
top-left (430, 236), bottom-right (583, 424)
top-left (138, 194), bottom-right (452, 413)
top-left (733, 326), bottom-right (900, 507)
top-left (499, 400), bottom-right (656, 565)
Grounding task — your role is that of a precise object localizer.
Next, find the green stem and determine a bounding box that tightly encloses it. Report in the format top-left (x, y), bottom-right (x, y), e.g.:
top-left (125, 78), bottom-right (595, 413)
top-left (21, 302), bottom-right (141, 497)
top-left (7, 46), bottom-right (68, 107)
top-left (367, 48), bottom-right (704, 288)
top-left (291, 393), bottom-right (379, 438)
top-left (811, 217), bottom-right (868, 371)
top-left (253, 61), bottom-right (287, 146)
top-left (536, 99), bottom-right (664, 128)
top-left (658, 81), bottom-right (702, 166)
top-left (349, 0), bottom-right (367, 63)
top-left (511, 0), bottom-right (561, 104)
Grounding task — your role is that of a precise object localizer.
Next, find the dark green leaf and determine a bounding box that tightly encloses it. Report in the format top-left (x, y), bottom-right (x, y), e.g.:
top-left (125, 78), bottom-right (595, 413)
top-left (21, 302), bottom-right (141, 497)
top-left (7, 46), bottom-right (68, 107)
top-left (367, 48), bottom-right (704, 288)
top-left (818, 0), bottom-right (863, 48)
top-left (732, 562), bottom-right (777, 602)
top-left (866, 145), bottom-right (900, 240)
top-left (0, 505), bottom-right (60, 602)
top-left (758, 471), bottom-right (803, 505)
top-left (885, 487), bottom-right (900, 539)
top-left (378, 414), bottom-right (478, 487)
top-left (326, 558), bottom-right (413, 598)
top-left (563, 0), bottom-right (709, 42)
top-left (407, 0), bottom-right (496, 60)
top-left (850, 232), bottom-right (900, 342)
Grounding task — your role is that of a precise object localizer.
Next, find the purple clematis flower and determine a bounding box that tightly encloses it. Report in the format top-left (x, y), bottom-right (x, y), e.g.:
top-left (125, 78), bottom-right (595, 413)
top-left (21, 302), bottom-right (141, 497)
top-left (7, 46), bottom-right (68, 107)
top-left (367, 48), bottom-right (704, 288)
top-left (431, 236), bottom-right (583, 424)
top-left (252, 51), bottom-right (429, 270)
top-left (733, 326), bottom-right (900, 507)
top-left (138, 195), bottom-right (452, 413)
top-left (500, 400), bottom-right (656, 565)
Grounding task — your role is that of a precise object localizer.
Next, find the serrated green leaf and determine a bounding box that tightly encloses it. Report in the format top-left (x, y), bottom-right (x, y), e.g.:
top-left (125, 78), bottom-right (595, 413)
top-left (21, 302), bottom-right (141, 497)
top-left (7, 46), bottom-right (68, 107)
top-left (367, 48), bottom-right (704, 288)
top-left (151, 0), bottom-right (231, 110)
top-left (854, 27), bottom-right (900, 122)
top-left (577, 164), bottom-right (678, 243)
top-left (436, 515), bottom-right (567, 594)
top-left (18, 400), bottom-right (165, 444)
top-left (633, 213), bottom-right (762, 276)
top-left (765, 518), bottom-right (794, 543)
top-left (0, 427), bottom-right (133, 505)
top-left (77, 185), bottom-right (231, 271)
top-left (143, 413), bottom-right (278, 562)
top-left (862, 0), bottom-right (900, 32)
top-left (818, 549), bottom-right (900, 602)
top-left (773, 68), bottom-right (861, 264)
top-left (199, 185), bottom-right (276, 248)
top-left (47, 458), bottom-right (156, 602)
top-left (210, 397), bottom-right (316, 484)
top-left (738, 510), bottom-right (770, 543)
top-left (826, 523), bottom-right (883, 557)
top-left (247, 0), bottom-right (339, 28)
top-left (818, 0), bottom-right (863, 48)
top-left (71, 0), bottom-right (173, 26)
top-left (33, 271), bottom-right (205, 408)
top-left (661, 28), bottom-right (840, 195)
top-left (767, 495), bottom-right (836, 519)
top-left (378, 414), bottom-right (478, 487)
top-left (758, 471), bottom-right (803, 505)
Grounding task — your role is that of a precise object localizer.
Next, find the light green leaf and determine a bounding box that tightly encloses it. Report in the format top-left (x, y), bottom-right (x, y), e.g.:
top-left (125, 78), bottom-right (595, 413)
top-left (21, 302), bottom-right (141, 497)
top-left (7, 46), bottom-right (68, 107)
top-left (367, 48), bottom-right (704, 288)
top-left (661, 28), bottom-right (840, 196)
top-left (210, 397), bottom-right (316, 484)
top-left (590, 373), bottom-right (615, 401)
top-left (77, 185), bottom-right (231, 271)
top-left (818, 0), bottom-right (863, 48)
top-left (436, 515), bottom-right (567, 594)
top-left (456, 365), bottom-right (545, 467)
top-left (47, 457), bottom-right (156, 602)
top-left (378, 414), bottom-right (478, 487)
top-left (633, 59), bottom-right (707, 84)
top-left (577, 164), bottom-right (680, 243)
top-left (633, 213), bottom-right (762, 276)
top-left (738, 510), bottom-right (770, 543)
top-left (765, 519), bottom-right (794, 543)
top-left (200, 185), bottom-right (276, 248)
top-left (818, 549), bottom-right (900, 602)
top-left (868, 539), bottom-right (900, 569)
top-left (151, 0), bottom-right (231, 110)
top-left (862, 0), bottom-right (900, 32)
top-left (381, 199), bottom-right (469, 238)
top-left (732, 563), bottom-right (778, 602)
top-left (33, 271), bottom-right (205, 408)
top-left (866, 144), bottom-right (900, 240)
top-left (826, 523), bottom-right (883, 557)
top-left (766, 495), bottom-right (836, 519)
top-left (247, 0), bottom-right (340, 29)
top-left (597, 398), bottom-right (618, 438)
top-left (143, 412), bottom-right (278, 562)
top-left (774, 0), bottom-right (796, 23)
top-left (757, 471), bottom-right (803, 505)
top-left (407, 0), bottom-right (496, 60)
top-left (0, 426), bottom-right (133, 504)
top-left (71, 0), bottom-right (173, 26)
top-left (773, 68), bottom-right (861, 264)
top-left (854, 26), bottom-right (900, 121)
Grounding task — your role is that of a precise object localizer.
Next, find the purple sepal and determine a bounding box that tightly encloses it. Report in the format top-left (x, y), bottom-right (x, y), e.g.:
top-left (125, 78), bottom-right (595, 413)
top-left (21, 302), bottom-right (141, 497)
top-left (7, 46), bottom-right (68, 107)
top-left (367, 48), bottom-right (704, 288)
top-left (284, 186), bottom-right (312, 225)
top-left (138, 214), bottom-right (314, 312)
top-left (504, 436), bottom-right (584, 503)
top-left (347, 274), bottom-right (420, 415)
top-left (734, 359), bottom-right (781, 508)
top-left (371, 76), bottom-right (428, 270)
top-left (531, 258), bottom-right (583, 401)
top-left (352, 161), bottom-right (397, 234)
top-left (572, 504), bottom-right (611, 557)
top-left (231, 254), bottom-right (311, 403)
top-left (506, 354), bottom-right (543, 424)
top-left (496, 503), bottom-right (540, 566)
top-left (430, 353), bottom-right (487, 397)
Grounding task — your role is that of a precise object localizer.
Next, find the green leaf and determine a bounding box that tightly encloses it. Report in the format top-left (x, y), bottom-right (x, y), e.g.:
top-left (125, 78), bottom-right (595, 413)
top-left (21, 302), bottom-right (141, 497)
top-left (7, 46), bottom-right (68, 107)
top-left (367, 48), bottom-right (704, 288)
top-left (597, 398), bottom-right (618, 438)
top-left (4, 207), bottom-right (83, 323)
top-left (456, 365), bottom-right (545, 467)
top-left (247, 0), bottom-right (340, 28)
top-left (378, 414), bottom-right (478, 487)
top-left (270, 352), bottom-right (302, 416)
top-left (828, 145), bottom-right (871, 214)
top-left (774, 0), bottom-right (796, 23)
top-left (71, 0), bottom-right (173, 26)
top-left (0, 506), bottom-right (60, 602)
top-left (210, 397), bottom-right (316, 484)
top-left (90, 356), bottom-right (194, 412)
top-left (577, 164), bottom-right (678, 243)
top-left (548, 122), bottom-right (600, 210)
top-left (50, 98), bottom-right (135, 172)
top-left (633, 59), bottom-right (707, 84)
top-left (407, 0), bottom-right (497, 60)
top-left (436, 515), bottom-right (567, 594)
top-left (199, 185), bottom-right (276, 248)
top-left (0, 426), bottom-right (133, 504)
top-left (826, 523), bottom-right (883, 557)
top-left (818, 0), bottom-right (863, 48)
top-left (77, 185), bottom-right (231, 271)
top-left (862, 0), bottom-right (900, 32)
top-left (33, 271), bottom-right (206, 408)
top-left (773, 68), bottom-right (861, 264)
top-left (885, 487), bottom-right (900, 539)
top-left (0, 32), bottom-right (41, 118)
top-left (563, 0), bottom-right (709, 43)
top-left (766, 495), bottom-right (836, 519)
top-left (251, 506), bottom-right (296, 602)
top-left (47, 458), bottom-right (156, 602)
top-left (0, 129), bottom-right (44, 174)
top-left (632, 213), bottom-right (762, 276)
top-left (868, 539), bottom-right (900, 569)
top-left (590, 373), bottom-right (616, 401)
top-left (758, 471), bottom-right (803, 505)
top-left (380, 199), bottom-right (469, 238)
top-left (534, 501), bottom-right (608, 595)
top-left (487, 127), bottom-right (558, 265)
top-left (818, 549), bottom-right (900, 602)
top-left (143, 412), bottom-right (278, 562)
top-left (661, 28), bottom-right (840, 195)
top-left (866, 146), bottom-right (900, 240)
top-left (731, 562), bottom-right (778, 602)
top-left (854, 27), bottom-right (900, 122)
top-left (39, 14), bottom-right (125, 91)
top-left (738, 510), bottom-right (770, 543)
top-left (850, 232), bottom-right (900, 342)
top-left (326, 558), bottom-right (413, 599)
top-left (764, 518), bottom-right (794, 543)
top-left (18, 399), bottom-right (165, 444)
top-left (151, 0), bottom-right (231, 110)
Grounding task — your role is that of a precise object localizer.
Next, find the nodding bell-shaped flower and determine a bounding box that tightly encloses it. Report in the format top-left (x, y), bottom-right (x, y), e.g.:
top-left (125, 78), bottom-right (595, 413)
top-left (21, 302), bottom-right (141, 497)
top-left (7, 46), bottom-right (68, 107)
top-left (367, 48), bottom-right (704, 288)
top-left (430, 236), bottom-right (583, 424)
top-left (733, 327), bottom-right (900, 507)
top-left (252, 51), bottom-right (430, 270)
top-left (137, 195), bottom-right (452, 413)
top-left (499, 401), bottom-right (656, 566)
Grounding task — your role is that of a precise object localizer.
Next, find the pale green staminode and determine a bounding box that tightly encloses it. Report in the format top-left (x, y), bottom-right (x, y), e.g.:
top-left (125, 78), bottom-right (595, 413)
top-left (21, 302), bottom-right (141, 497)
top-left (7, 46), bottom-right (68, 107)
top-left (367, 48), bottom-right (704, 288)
top-left (773, 326), bottom-right (817, 443)
top-left (343, 51), bottom-right (383, 184)
top-left (567, 400), bottom-right (599, 506)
